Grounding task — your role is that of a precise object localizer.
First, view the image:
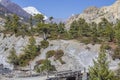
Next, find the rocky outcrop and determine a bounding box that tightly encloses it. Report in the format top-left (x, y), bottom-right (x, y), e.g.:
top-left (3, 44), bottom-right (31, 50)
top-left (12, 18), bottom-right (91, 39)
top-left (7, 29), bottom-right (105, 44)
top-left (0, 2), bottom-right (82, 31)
top-left (83, 6), bottom-right (99, 14)
top-left (66, 0), bottom-right (120, 30)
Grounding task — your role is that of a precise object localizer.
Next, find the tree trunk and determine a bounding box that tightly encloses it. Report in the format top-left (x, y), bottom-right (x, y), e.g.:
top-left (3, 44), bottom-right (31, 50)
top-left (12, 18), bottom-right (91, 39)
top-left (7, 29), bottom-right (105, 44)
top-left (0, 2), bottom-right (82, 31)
top-left (43, 32), bottom-right (46, 40)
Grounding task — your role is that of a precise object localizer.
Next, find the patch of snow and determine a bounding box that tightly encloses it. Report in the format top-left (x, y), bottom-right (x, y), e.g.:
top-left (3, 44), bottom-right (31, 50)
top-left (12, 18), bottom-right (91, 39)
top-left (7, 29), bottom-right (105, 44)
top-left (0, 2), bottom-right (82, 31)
top-left (23, 6), bottom-right (48, 20)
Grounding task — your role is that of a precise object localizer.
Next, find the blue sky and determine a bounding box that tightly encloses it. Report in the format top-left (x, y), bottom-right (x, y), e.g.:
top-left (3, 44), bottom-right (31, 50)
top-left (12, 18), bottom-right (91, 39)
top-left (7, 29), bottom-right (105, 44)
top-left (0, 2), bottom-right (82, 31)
top-left (11, 0), bottom-right (115, 18)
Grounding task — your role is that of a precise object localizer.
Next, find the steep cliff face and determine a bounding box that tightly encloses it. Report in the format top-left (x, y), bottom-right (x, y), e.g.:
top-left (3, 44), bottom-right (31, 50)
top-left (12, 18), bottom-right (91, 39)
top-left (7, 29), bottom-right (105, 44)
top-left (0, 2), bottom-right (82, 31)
top-left (66, 0), bottom-right (120, 30)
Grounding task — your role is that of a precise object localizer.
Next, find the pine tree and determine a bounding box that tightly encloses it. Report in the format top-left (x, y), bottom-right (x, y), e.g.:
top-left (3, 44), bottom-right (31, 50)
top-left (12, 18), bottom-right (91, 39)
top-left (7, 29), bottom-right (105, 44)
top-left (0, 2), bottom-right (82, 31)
top-left (23, 36), bottom-right (39, 59)
top-left (90, 22), bottom-right (98, 43)
top-left (29, 15), bottom-right (33, 34)
top-left (34, 14), bottom-right (44, 23)
top-left (35, 59), bottom-right (56, 73)
top-left (37, 23), bottom-right (50, 40)
top-left (69, 20), bottom-right (79, 38)
top-left (19, 36), bottom-right (40, 67)
top-left (49, 16), bottom-right (53, 23)
top-left (115, 20), bottom-right (120, 46)
top-left (98, 18), bottom-right (109, 37)
top-left (4, 16), bottom-right (12, 30)
top-left (8, 48), bottom-right (19, 68)
top-left (89, 52), bottom-right (117, 80)
top-left (57, 22), bottom-right (65, 34)
top-left (11, 14), bottom-right (20, 33)
top-left (78, 18), bottom-right (90, 37)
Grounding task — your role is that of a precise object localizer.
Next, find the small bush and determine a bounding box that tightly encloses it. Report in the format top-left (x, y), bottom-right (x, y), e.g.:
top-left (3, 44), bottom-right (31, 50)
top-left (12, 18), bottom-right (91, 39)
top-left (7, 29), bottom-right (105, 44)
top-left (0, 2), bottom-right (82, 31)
top-left (100, 43), bottom-right (111, 52)
top-left (40, 40), bottom-right (49, 49)
top-left (54, 50), bottom-right (64, 60)
top-left (34, 59), bottom-right (56, 73)
top-left (49, 32), bottom-right (58, 40)
top-left (18, 55), bottom-right (29, 67)
top-left (81, 37), bottom-right (91, 45)
top-left (112, 46), bottom-right (120, 60)
top-left (46, 50), bottom-right (56, 58)
top-left (7, 48), bottom-right (19, 67)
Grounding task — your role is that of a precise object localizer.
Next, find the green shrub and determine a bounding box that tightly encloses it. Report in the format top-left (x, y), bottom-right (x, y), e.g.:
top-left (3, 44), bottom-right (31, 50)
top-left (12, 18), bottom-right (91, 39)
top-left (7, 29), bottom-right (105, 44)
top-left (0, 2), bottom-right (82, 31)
top-left (34, 59), bottom-right (56, 73)
top-left (46, 50), bottom-right (56, 58)
top-left (54, 50), bottom-right (64, 60)
top-left (34, 66), bottom-right (41, 73)
top-left (100, 43), bottom-right (111, 52)
top-left (7, 48), bottom-right (19, 67)
top-left (80, 37), bottom-right (91, 45)
top-left (49, 32), bottom-right (58, 40)
top-left (18, 54), bottom-right (30, 67)
top-left (112, 46), bottom-right (120, 60)
top-left (40, 40), bottom-right (49, 49)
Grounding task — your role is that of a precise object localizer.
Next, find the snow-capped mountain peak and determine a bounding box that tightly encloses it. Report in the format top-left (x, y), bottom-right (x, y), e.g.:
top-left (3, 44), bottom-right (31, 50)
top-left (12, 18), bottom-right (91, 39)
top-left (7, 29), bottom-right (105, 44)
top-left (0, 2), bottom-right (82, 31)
top-left (23, 6), bottom-right (41, 16)
top-left (23, 6), bottom-right (48, 20)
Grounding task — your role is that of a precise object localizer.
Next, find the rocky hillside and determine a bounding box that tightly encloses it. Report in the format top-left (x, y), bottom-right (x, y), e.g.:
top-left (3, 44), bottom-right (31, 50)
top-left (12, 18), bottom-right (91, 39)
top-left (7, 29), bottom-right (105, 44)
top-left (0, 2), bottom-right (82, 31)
top-left (66, 0), bottom-right (120, 29)
top-left (0, 33), bottom-right (119, 72)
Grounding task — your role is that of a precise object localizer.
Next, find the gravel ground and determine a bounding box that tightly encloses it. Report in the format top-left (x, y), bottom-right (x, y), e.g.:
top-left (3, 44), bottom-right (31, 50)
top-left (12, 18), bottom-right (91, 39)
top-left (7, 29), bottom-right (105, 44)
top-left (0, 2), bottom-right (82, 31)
top-left (0, 76), bottom-right (47, 80)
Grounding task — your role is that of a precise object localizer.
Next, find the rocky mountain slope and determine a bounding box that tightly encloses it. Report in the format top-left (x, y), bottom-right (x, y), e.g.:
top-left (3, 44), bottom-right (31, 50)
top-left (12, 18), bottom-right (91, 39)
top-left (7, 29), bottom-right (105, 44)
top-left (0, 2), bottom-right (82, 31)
top-left (0, 0), bottom-right (30, 18)
top-left (66, 0), bottom-right (120, 29)
top-left (0, 3), bottom-right (11, 15)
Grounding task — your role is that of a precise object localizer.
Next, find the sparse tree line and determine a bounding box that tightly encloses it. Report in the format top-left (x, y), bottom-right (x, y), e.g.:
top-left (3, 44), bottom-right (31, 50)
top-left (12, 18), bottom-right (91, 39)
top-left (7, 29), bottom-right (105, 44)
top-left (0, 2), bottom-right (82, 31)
top-left (3, 14), bottom-right (67, 39)
top-left (3, 14), bottom-right (120, 45)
